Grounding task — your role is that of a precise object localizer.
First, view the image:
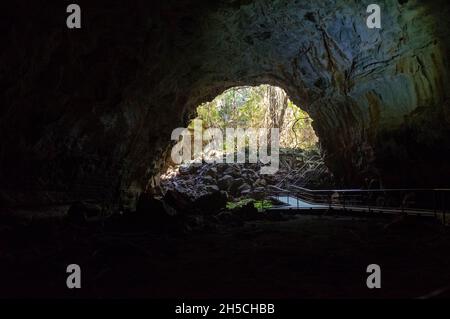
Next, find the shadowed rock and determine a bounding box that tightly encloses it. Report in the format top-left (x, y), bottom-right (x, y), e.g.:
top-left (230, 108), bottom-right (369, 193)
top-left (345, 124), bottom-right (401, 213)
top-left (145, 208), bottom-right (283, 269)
top-left (1, 1), bottom-right (449, 208)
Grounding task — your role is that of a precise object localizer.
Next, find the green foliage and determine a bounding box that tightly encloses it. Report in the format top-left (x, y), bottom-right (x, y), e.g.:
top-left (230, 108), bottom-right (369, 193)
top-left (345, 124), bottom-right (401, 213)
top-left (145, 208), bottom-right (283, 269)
top-left (253, 200), bottom-right (273, 211)
top-left (226, 198), bottom-right (254, 210)
top-left (284, 100), bottom-right (318, 150)
top-left (226, 198), bottom-right (273, 211)
top-left (195, 85), bottom-right (318, 150)
top-left (197, 86), bottom-right (266, 129)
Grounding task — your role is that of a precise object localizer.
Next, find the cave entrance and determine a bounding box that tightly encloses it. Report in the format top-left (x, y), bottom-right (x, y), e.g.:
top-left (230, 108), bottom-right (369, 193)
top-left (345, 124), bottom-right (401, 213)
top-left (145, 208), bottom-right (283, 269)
top-left (161, 85), bottom-right (334, 209)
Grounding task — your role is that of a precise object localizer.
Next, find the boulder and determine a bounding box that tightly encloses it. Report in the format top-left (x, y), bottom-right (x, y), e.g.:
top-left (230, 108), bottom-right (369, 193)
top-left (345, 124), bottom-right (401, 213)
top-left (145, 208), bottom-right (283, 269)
top-left (223, 165), bottom-right (241, 178)
top-left (241, 189), bottom-right (252, 197)
top-left (216, 164), bottom-right (228, 174)
top-left (163, 188), bottom-right (193, 212)
top-left (178, 165), bottom-right (191, 175)
top-left (205, 185), bottom-right (220, 193)
top-left (179, 164), bottom-right (200, 175)
top-left (194, 190), bottom-right (228, 213)
top-left (230, 178), bottom-right (246, 194)
top-left (204, 167), bottom-right (218, 178)
top-left (242, 168), bottom-right (257, 178)
top-left (254, 178), bottom-right (267, 187)
top-left (217, 175), bottom-right (234, 190)
top-left (202, 175), bottom-right (216, 185)
top-left (252, 187), bottom-right (266, 200)
top-left (238, 183), bottom-right (251, 195)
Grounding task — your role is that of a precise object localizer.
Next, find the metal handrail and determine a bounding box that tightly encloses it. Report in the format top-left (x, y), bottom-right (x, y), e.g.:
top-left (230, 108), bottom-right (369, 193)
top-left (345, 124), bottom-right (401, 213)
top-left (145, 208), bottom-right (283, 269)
top-left (266, 185), bottom-right (450, 224)
top-left (289, 185), bottom-right (450, 193)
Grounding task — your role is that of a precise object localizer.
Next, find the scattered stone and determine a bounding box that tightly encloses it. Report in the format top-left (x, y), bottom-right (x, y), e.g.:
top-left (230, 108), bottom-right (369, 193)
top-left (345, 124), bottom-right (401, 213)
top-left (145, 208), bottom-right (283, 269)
top-left (230, 178), bottom-right (246, 195)
top-left (238, 183), bottom-right (251, 195)
top-left (216, 164), bottom-right (228, 173)
top-left (194, 190), bottom-right (228, 213)
top-left (217, 175), bottom-right (234, 190)
top-left (252, 187), bottom-right (266, 199)
top-left (160, 151), bottom-right (334, 206)
top-left (164, 188), bottom-right (193, 212)
top-left (223, 165), bottom-right (241, 177)
top-left (202, 175), bottom-right (216, 185)
top-left (179, 164), bottom-right (200, 175)
top-left (178, 165), bottom-right (191, 175)
top-left (254, 178), bottom-right (267, 187)
top-left (204, 167), bottom-right (218, 178)
top-left (242, 168), bottom-right (257, 178)
top-left (205, 185), bottom-right (220, 193)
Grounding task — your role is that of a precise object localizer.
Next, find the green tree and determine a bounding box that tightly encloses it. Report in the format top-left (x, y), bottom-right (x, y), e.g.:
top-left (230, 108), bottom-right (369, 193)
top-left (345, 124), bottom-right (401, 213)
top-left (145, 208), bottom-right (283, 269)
top-left (194, 85), bottom-right (318, 150)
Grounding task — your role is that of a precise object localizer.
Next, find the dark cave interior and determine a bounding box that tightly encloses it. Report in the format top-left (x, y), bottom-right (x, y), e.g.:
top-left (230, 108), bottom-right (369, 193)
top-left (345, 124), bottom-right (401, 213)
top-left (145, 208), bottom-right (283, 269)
top-left (1, 0), bottom-right (450, 299)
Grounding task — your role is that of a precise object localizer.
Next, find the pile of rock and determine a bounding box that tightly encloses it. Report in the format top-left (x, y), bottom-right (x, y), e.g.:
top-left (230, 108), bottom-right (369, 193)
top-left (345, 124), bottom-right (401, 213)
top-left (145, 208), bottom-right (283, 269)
top-left (161, 161), bottom-right (274, 204)
top-left (161, 149), bottom-right (334, 206)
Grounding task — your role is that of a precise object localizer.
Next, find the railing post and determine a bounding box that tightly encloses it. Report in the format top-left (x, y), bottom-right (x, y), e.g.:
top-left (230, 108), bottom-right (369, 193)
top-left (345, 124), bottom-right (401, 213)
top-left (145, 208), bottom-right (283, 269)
top-left (444, 192), bottom-right (446, 225)
top-left (401, 191), bottom-right (405, 214)
top-left (434, 190), bottom-right (437, 219)
top-left (329, 193), bottom-right (332, 210)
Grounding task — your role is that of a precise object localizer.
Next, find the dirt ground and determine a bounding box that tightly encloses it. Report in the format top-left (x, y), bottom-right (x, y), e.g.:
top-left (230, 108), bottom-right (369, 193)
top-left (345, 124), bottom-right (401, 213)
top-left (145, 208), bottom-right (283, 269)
top-left (1, 207), bottom-right (450, 299)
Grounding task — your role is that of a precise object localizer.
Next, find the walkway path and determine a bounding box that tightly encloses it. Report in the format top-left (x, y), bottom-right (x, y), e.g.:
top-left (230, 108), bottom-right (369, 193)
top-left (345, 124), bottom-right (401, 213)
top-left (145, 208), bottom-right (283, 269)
top-left (269, 194), bottom-right (437, 218)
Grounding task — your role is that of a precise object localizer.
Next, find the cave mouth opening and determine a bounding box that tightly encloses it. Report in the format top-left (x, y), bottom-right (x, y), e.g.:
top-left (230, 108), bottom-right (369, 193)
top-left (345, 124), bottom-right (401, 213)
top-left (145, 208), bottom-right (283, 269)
top-left (160, 85), bottom-right (334, 208)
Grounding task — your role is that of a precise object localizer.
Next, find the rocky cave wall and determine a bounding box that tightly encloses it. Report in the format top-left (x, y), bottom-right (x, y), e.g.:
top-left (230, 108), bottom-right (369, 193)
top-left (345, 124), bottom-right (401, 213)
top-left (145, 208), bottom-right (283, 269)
top-left (1, 0), bottom-right (449, 208)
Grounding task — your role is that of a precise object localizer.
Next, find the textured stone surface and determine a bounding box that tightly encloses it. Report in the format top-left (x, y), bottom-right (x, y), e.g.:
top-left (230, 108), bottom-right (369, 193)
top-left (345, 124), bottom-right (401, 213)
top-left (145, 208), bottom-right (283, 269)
top-left (1, 0), bottom-right (449, 207)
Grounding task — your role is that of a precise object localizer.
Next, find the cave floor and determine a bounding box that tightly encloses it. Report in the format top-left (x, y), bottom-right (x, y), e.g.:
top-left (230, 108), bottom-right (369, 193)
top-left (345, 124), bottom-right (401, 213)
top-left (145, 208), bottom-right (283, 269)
top-left (1, 209), bottom-right (450, 299)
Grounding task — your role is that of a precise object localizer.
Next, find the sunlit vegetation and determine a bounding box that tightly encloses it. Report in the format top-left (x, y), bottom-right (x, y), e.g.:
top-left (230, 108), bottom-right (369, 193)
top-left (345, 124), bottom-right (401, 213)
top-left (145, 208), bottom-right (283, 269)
top-left (253, 200), bottom-right (273, 211)
top-left (193, 85), bottom-right (319, 150)
top-left (226, 198), bottom-right (273, 211)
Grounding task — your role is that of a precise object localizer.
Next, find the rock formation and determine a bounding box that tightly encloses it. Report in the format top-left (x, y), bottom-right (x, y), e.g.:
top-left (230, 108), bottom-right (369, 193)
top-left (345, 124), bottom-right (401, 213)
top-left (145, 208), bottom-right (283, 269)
top-left (1, 0), bottom-right (449, 208)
